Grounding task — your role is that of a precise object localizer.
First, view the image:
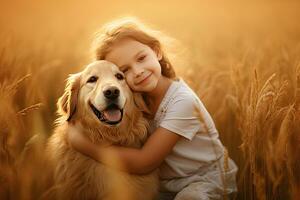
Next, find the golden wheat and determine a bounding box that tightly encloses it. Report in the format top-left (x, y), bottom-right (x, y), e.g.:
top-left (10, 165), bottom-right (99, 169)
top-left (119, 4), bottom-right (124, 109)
top-left (1, 1), bottom-right (300, 200)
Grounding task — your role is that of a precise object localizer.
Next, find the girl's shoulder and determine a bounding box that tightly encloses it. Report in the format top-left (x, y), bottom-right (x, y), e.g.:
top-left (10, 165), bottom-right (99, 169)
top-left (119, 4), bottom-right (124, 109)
top-left (159, 78), bottom-right (201, 115)
top-left (168, 79), bottom-right (200, 104)
top-left (159, 79), bottom-right (217, 138)
top-left (157, 79), bottom-right (203, 140)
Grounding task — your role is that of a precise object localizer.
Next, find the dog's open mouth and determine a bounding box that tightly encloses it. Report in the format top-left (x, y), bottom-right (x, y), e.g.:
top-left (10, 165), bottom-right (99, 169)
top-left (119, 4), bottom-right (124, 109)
top-left (89, 101), bottom-right (123, 125)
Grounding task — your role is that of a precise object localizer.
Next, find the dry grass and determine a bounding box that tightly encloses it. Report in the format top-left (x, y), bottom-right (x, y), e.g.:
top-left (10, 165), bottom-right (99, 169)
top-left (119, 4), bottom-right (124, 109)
top-left (1, 1), bottom-right (300, 199)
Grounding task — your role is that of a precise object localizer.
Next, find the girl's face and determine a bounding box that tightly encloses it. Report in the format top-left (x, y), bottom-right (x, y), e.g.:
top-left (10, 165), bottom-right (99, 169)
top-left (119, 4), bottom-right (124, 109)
top-left (105, 38), bottom-right (162, 93)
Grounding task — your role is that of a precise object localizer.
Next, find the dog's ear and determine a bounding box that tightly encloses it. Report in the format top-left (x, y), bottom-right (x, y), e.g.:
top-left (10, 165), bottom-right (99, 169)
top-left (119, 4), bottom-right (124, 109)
top-left (133, 93), bottom-right (151, 115)
top-left (57, 73), bottom-right (81, 121)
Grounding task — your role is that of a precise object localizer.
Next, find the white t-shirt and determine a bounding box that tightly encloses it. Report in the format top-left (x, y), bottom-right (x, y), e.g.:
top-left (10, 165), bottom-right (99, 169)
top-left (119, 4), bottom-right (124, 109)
top-left (149, 79), bottom-right (225, 179)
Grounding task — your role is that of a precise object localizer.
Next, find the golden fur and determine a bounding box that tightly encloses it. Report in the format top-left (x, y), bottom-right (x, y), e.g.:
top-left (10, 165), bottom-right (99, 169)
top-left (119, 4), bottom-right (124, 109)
top-left (42, 60), bottom-right (158, 200)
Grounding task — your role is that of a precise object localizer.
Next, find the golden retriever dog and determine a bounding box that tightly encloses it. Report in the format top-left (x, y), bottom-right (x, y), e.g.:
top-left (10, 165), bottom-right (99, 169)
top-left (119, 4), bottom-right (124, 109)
top-left (41, 60), bottom-right (158, 200)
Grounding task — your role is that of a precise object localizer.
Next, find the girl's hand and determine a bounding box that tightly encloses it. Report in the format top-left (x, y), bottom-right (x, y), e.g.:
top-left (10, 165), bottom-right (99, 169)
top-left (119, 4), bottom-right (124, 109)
top-left (68, 123), bottom-right (110, 147)
top-left (68, 123), bottom-right (85, 148)
top-left (67, 123), bottom-right (109, 161)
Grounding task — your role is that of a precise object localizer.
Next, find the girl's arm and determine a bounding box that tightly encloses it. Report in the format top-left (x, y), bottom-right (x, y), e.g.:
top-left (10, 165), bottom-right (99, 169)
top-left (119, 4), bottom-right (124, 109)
top-left (68, 124), bottom-right (181, 174)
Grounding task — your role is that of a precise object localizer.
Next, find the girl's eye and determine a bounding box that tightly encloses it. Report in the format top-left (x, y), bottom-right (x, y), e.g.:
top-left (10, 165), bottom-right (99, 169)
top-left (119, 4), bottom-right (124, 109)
top-left (138, 55), bottom-right (146, 62)
top-left (115, 73), bottom-right (124, 80)
top-left (87, 76), bottom-right (98, 83)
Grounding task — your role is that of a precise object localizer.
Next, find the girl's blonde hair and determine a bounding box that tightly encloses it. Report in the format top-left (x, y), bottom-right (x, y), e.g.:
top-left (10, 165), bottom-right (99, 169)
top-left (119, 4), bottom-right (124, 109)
top-left (91, 17), bottom-right (177, 79)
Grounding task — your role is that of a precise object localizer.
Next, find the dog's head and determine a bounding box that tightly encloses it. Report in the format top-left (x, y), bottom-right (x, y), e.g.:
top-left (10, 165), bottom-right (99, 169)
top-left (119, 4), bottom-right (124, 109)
top-left (57, 60), bottom-right (149, 132)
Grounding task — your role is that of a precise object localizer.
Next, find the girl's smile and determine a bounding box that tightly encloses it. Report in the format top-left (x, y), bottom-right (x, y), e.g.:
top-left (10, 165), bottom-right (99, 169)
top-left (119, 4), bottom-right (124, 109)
top-left (135, 72), bottom-right (152, 85)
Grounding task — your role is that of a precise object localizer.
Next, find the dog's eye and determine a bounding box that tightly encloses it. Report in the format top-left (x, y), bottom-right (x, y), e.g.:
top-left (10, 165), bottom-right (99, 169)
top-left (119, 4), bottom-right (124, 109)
top-left (87, 76), bottom-right (98, 83)
top-left (115, 73), bottom-right (124, 80)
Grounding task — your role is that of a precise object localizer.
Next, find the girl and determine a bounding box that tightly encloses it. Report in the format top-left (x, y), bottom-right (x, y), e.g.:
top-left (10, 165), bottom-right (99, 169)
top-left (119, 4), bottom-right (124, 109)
top-left (69, 18), bottom-right (238, 200)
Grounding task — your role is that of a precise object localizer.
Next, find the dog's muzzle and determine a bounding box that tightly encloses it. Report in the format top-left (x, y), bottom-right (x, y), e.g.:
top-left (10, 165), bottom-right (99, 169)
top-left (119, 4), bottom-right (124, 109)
top-left (89, 102), bottom-right (124, 126)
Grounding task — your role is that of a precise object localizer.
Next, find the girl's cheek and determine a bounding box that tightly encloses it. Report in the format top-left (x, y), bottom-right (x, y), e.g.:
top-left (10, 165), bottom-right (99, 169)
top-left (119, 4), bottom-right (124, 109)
top-left (124, 75), bottom-right (134, 89)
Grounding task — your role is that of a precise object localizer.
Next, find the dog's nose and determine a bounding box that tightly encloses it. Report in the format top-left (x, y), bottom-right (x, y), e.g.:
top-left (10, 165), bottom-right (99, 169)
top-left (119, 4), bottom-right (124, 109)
top-left (103, 86), bottom-right (120, 100)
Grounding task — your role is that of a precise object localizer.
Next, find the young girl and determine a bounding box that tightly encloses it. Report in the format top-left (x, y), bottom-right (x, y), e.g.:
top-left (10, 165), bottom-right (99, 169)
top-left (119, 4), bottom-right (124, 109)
top-left (69, 18), bottom-right (238, 200)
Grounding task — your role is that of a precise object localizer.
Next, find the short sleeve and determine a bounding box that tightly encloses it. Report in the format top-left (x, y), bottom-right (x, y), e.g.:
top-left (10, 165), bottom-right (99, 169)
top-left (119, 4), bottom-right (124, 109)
top-left (159, 93), bottom-right (202, 140)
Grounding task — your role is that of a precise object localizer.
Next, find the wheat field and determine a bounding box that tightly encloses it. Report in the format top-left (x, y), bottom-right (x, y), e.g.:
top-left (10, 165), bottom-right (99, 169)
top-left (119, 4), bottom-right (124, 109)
top-left (0, 1), bottom-right (299, 199)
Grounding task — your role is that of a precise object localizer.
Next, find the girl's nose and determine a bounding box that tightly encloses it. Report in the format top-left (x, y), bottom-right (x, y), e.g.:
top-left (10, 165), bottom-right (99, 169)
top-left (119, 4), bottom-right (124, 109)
top-left (132, 65), bottom-right (144, 77)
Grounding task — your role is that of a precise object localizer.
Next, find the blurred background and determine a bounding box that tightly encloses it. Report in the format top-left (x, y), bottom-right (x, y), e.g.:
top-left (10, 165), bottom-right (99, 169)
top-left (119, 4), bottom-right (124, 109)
top-left (0, 0), bottom-right (300, 199)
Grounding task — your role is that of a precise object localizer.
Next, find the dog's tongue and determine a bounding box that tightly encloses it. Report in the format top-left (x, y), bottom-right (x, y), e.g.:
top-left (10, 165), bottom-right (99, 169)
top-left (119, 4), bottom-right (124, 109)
top-left (103, 109), bottom-right (121, 122)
